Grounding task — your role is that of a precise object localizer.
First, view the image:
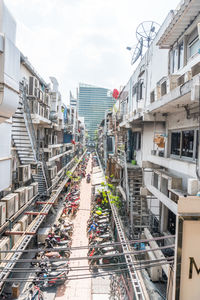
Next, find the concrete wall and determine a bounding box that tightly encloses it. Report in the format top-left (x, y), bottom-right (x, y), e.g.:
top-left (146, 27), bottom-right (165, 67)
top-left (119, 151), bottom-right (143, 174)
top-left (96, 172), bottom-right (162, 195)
top-left (0, 121), bottom-right (12, 191)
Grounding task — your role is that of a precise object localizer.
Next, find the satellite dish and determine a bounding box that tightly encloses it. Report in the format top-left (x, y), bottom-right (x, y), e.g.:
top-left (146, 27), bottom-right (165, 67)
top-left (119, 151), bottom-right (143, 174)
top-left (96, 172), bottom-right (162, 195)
top-left (136, 21), bottom-right (160, 48)
top-left (131, 38), bottom-right (143, 65)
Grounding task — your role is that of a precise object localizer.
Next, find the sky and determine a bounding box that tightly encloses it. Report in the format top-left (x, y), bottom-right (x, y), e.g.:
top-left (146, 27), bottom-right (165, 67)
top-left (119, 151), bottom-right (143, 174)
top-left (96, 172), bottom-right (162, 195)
top-left (4, 0), bottom-right (180, 104)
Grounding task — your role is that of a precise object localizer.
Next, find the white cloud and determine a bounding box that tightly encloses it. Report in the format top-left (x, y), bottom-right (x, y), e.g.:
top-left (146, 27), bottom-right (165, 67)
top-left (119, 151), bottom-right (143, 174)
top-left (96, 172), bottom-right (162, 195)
top-left (5, 0), bottom-right (179, 103)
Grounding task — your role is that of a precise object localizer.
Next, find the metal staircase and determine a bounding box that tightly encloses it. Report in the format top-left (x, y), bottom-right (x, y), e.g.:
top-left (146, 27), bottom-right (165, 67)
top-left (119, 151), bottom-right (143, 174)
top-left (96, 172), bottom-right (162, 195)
top-left (12, 82), bottom-right (50, 195)
top-left (129, 168), bottom-right (149, 238)
top-left (121, 151), bottom-right (149, 238)
top-left (12, 99), bottom-right (36, 164)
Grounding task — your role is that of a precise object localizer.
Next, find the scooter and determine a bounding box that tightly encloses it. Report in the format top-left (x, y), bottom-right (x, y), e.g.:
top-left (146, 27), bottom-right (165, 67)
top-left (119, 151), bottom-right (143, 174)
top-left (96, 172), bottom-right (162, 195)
top-left (35, 270), bottom-right (67, 287)
top-left (86, 174), bottom-right (91, 183)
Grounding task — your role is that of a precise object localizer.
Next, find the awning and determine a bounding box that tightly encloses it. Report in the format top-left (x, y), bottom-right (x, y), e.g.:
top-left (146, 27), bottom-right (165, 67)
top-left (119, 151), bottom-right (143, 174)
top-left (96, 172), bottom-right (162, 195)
top-left (157, 0), bottom-right (200, 48)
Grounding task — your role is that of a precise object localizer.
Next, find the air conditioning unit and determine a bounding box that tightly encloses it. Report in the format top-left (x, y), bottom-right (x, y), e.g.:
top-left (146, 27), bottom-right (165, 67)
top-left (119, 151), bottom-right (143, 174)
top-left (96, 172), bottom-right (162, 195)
top-left (30, 182), bottom-right (38, 196)
top-left (11, 223), bottom-right (21, 246)
top-left (28, 76), bottom-right (39, 97)
top-left (191, 75), bottom-right (200, 102)
top-left (187, 178), bottom-right (198, 195)
top-left (13, 193), bottom-right (19, 212)
top-left (18, 165), bottom-right (31, 183)
top-left (0, 237), bottom-right (10, 260)
top-left (1, 193), bottom-right (17, 218)
top-left (140, 187), bottom-right (148, 196)
top-left (17, 215), bottom-right (29, 231)
top-left (177, 74), bottom-right (185, 86)
top-left (48, 168), bottom-right (54, 179)
top-left (191, 62), bottom-right (200, 77)
top-left (15, 187), bottom-right (26, 208)
top-left (27, 186), bottom-right (34, 201)
top-left (146, 245), bottom-right (162, 281)
top-left (168, 74), bottom-right (179, 91)
top-left (0, 202), bottom-right (6, 226)
top-left (54, 166), bottom-right (57, 176)
top-left (24, 187), bottom-right (29, 203)
top-left (177, 71), bottom-right (192, 87)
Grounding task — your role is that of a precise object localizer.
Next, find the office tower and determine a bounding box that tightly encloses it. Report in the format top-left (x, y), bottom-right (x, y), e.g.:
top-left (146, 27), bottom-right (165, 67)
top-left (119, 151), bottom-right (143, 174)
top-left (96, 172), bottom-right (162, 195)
top-left (78, 83), bottom-right (114, 140)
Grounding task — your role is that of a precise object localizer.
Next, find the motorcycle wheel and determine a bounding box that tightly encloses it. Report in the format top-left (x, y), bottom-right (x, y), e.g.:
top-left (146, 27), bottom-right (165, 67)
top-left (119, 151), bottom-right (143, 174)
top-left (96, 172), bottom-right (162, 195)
top-left (64, 252), bottom-right (71, 258)
top-left (113, 257), bottom-right (119, 264)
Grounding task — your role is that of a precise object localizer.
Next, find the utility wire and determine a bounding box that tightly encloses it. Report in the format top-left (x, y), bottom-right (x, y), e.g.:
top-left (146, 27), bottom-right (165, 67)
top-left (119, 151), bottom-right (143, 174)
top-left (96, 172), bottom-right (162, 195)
top-left (0, 234), bottom-right (175, 253)
top-left (0, 256), bottom-right (174, 272)
top-left (0, 244), bottom-right (175, 263)
top-left (0, 261), bottom-right (174, 282)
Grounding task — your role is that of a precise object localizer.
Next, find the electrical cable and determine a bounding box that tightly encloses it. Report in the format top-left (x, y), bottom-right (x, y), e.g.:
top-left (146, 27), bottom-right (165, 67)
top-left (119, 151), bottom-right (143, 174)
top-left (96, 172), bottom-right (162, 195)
top-left (196, 86), bottom-right (200, 180)
top-left (0, 260), bottom-right (174, 282)
top-left (0, 244), bottom-right (175, 263)
top-left (0, 235), bottom-right (175, 253)
top-left (0, 256), bottom-right (174, 272)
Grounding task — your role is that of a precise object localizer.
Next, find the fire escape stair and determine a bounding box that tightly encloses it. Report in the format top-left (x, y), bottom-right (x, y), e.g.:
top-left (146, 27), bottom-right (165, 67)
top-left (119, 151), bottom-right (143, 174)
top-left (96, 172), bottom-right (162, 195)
top-left (12, 101), bottom-right (36, 164)
top-left (12, 84), bottom-right (50, 196)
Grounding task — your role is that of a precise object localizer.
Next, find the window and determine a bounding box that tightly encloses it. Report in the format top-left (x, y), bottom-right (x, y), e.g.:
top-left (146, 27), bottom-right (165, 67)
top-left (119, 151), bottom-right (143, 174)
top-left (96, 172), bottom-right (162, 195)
top-left (178, 42), bottom-right (184, 69)
top-left (170, 129), bottom-right (198, 160)
top-left (137, 80), bottom-right (144, 101)
top-left (196, 130), bottom-right (199, 159)
top-left (133, 132), bottom-right (141, 150)
top-left (181, 130), bottom-right (194, 158)
top-left (150, 90), bottom-right (155, 103)
top-left (189, 37), bottom-right (200, 57)
top-left (107, 136), bottom-right (114, 153)
top-left (161, 81), bottom-right (167, 96)
top-left (170, 48), bottom-right (178, 73)
top-left (171, 132), bottom-right (181, 156)
top-left (188, 28), bottom-right (200, 58)
top-left (132, 84), bottom-right (137, 96)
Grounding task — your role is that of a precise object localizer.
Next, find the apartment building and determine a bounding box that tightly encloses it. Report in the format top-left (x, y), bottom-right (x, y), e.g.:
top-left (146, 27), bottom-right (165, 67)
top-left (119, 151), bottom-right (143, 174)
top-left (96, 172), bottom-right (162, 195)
top-left (11, 56), bottom-right (83, 196)
top-left (0, 0), bottom-right (20, 193)
top-left (97, 0), bottom-right (200, 298)
top-left (0, 0), bottom-right (86, 288)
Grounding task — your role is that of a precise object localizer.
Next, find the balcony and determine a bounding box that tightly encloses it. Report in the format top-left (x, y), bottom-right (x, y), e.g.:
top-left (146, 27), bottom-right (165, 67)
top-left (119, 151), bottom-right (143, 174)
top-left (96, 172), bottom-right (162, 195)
top-left (147, 154), bottom-right (197, 178)
top-left (146, 169), bottom-right (183, 215)
top-left (146, 79), bottom-right (192, 115)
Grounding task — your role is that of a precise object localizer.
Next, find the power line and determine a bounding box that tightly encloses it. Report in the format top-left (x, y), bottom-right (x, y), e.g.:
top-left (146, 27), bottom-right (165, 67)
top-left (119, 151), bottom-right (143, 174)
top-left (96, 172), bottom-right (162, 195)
top-left (0, 256), bottom-right (174, 272)
top-left (0, 234), bottom-right (175, 253)
top-left (0, 244), bottom-right (175, 263)
top-left (0, 260), bottom-right (174, 283)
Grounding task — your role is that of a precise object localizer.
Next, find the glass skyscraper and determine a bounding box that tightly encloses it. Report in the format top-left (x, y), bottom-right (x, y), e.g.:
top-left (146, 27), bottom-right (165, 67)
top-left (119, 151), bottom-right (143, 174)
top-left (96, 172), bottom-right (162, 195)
top-left (78, 83), bottom-right (115, 140)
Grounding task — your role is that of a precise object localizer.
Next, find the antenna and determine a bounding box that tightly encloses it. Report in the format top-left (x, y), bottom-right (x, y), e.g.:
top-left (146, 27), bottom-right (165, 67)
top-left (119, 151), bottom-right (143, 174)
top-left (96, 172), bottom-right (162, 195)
top-left (131, 38), bottom-right (143, 65)
top-left (136, 21), bottom-right (160, 48)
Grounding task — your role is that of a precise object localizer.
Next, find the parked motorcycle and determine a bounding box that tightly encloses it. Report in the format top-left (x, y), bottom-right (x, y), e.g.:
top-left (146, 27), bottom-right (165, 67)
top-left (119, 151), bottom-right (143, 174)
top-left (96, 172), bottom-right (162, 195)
top-left (86, 174), bottom-right (91, 183)
top-left (34, 270), bottom-right (67, 287)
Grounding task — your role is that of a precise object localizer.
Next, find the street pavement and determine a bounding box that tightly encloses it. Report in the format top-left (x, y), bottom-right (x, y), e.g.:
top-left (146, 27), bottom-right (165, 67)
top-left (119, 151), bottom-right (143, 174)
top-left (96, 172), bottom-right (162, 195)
top-left (55, 158), bottom-right (92, 300)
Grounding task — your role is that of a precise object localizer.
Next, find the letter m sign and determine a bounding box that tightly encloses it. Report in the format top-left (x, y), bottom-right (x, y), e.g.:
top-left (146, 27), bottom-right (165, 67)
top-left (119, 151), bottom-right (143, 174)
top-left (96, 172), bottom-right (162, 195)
top-left (189, 257), bottom-right (200, 279)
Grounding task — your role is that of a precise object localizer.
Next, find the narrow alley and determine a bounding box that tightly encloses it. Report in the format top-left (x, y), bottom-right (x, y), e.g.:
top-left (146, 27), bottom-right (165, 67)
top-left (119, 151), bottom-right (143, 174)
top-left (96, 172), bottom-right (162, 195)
top-left (56, 158), bottom-right (92, 300)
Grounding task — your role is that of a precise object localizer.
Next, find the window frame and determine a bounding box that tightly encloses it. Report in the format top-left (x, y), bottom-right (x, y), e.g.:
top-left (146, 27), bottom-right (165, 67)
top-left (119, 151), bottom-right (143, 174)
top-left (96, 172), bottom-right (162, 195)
top-left (169, 128), bottom-right (198, 161)
top-left (188, 36), bottom-right (200, 58)
top-left (132, 132), bottom-right (141, 151)
top-left (178, 41), bottom-right (184, 69)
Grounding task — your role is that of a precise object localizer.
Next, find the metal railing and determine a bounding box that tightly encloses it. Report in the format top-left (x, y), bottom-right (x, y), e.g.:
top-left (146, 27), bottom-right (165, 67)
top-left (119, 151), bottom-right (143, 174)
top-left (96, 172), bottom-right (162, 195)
top-left (96, 151), bottom-right (146, 300)
top-left (21, 82), bottom-right (50, 192)
top-left (20, 83), bottom-right (38, 162)
top-left (124, 151), bottom-right (130, 216)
